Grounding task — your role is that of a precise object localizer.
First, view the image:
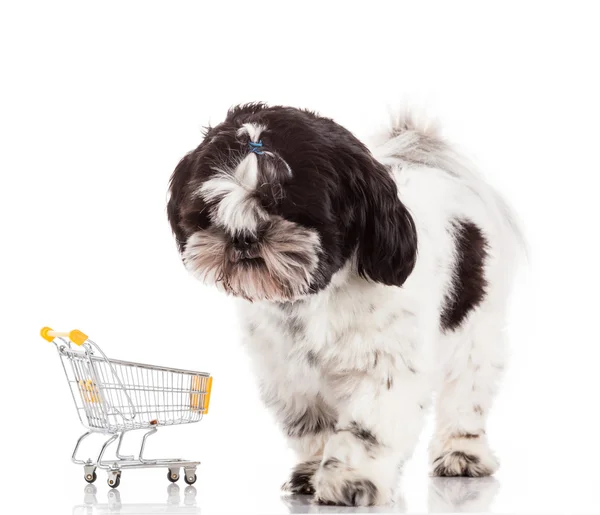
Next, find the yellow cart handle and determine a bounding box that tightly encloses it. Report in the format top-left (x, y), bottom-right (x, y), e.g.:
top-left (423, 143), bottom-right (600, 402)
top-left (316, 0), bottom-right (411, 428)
top-left (204, 376), bottom-right (213, 414)
top-left (41, 327), bottom-right (88, 346)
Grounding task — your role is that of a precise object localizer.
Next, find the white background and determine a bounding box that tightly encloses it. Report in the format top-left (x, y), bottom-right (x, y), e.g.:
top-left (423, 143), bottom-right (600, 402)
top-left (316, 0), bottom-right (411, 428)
top-left (1, 2), bottom-right (599, 513)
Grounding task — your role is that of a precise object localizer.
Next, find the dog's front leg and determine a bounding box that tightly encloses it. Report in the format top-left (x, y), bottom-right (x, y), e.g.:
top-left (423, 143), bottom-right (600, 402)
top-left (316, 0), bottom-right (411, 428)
top-left (313, 364), bottom-right (432, 506)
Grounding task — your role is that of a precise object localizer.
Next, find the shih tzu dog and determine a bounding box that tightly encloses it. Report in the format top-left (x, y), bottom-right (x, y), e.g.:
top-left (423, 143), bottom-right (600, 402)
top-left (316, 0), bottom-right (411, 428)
top-left (167, 103), bottom-right (523, 506)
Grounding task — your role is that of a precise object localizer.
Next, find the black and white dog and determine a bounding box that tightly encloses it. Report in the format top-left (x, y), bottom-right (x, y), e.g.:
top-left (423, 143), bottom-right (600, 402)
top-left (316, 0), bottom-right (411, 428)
top-left (167, 103), bottom-right (522, 506)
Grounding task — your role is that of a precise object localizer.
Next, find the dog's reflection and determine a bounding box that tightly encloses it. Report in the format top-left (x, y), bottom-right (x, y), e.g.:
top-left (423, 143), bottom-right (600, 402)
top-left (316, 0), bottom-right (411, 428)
top-left (73, 483), bottom-right (199, 514)
top-left (428, 476), bottom-right (500, 513)
top-left (282, 489), bottom-right (406, 514)
top-left (282, 477), bottom-right (499, 513)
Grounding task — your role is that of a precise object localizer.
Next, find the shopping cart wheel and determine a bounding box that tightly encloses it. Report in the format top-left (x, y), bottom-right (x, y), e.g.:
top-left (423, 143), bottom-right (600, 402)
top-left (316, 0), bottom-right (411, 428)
top-left (84, 471), bottom-right (97, 483)
top-left (107, 472), bottom-right (121, 488)
top-left (167, 469), bottom-right (180, 482)
top-left (184, 473), bottom-right (197, 485)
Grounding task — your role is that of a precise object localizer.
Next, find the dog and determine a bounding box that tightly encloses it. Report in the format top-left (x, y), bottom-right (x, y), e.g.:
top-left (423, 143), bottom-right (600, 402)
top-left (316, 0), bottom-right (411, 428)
top-left (167, 103), bottom-right (523, 506)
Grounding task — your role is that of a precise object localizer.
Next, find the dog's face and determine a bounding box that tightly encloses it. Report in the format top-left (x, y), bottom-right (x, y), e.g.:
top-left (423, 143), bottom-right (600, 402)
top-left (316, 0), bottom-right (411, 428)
top-left (168, 104), bottom-right (417, 302)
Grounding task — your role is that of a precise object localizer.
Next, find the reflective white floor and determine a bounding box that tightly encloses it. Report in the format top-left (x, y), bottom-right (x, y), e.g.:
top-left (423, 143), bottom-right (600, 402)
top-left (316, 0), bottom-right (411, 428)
top-left (16, 426), bottom-right (600, 515)
top-left (58, 469), bottom-right (600, 515)
top-left (72, 477), bottom-right (501, 514)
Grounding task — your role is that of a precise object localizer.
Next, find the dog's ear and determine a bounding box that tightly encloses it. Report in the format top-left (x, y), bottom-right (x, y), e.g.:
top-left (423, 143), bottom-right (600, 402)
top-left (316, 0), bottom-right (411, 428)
top-left (167, 152), bottom-right (195, 252)
top-left (355, 163), bottom-right (418, 287)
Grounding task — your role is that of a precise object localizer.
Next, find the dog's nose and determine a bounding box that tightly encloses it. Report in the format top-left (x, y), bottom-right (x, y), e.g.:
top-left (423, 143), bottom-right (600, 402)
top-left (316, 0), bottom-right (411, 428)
top-left (233, 233), bottom-right (258, 251)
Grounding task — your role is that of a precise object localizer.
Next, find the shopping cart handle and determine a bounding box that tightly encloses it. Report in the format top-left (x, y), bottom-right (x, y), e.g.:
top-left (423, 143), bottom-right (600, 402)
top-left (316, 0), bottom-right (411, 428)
top-left (41, 327), bottom-right (88, 346)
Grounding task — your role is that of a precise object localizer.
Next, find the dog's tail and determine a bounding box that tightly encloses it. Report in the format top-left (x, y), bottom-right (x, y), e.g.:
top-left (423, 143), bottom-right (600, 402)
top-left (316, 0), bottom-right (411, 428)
top-left (371, 110), bottom-right (528, 258)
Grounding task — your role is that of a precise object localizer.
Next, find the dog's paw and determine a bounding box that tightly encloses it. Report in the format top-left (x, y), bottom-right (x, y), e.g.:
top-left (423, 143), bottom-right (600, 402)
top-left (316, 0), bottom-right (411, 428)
top-left (282, 460), bottom-right (320, 495)
top-left (432, 450), bottom-right (498, 477)
top-left (431, 433), bottom-right (499, 477)
top-left (315, 478), bottom-right (379, 507)
top-left (312, 459), bottom-right (390, 506)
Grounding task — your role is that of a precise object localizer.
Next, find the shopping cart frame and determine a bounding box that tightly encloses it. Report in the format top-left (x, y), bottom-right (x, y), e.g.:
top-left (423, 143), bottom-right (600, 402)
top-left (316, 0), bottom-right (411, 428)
top-left (42, 327), bottom-right (212, 488)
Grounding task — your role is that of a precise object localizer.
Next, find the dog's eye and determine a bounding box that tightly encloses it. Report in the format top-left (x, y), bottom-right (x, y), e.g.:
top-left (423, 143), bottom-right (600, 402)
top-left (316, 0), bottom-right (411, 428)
top-left (258, 193), bottom-right (278, 212)
top-left (192, 210), bottom-right (211, 230)
top-left (196, 210), bottom-right (211, 229)
top-left (257, 184), bottom-right (284, 213)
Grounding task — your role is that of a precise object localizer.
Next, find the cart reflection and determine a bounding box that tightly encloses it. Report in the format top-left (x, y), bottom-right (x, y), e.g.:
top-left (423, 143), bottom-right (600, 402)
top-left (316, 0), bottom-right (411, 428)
top-left (73, 483), bottom-right (200, 514)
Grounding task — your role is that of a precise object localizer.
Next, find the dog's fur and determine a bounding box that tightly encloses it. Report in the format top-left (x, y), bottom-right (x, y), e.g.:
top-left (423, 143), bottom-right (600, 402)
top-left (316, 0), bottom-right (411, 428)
top-left (167, 103), bottom-right (523, 506)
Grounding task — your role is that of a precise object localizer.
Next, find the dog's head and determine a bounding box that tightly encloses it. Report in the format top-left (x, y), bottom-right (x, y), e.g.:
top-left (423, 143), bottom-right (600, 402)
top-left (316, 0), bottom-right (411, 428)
top-left (167, 103), bottom-right (417, 302)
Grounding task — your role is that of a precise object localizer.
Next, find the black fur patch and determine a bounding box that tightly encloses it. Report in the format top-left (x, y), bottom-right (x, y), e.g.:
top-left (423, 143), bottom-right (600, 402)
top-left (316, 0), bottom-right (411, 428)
top-left (314, 497), bottom-right (337, 506)
top-left (440, 219), bottom-right (489, 331)
top-left (283, 460), bottom-right (319, 495)
top-left (454, 432), bottom-right (480, 439)
top-left (284, 397), bottom-right (337, 438)
top-left (306, 350), bottom-right (319, 367)
top-left (340, 421), bottom-right (378, 449)
top-left (285, 316), bottom-right (306, 340)
top-left (322, 457), bottom-right (342, 469)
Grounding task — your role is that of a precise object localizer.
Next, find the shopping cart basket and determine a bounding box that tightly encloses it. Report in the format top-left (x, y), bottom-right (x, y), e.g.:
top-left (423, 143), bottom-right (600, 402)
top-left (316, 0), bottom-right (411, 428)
top-left (41, 327), bottom-right (213, 488)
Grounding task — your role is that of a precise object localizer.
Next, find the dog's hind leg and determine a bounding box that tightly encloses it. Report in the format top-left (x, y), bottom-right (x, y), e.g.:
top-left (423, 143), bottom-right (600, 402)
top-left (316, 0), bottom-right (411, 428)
top-left (430, 313), bottom-right (506, 477)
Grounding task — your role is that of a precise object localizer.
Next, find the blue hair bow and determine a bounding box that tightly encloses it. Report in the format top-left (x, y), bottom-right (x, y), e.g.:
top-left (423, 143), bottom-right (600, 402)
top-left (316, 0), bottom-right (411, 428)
top-left (248, 140), bottom-right (265, 155)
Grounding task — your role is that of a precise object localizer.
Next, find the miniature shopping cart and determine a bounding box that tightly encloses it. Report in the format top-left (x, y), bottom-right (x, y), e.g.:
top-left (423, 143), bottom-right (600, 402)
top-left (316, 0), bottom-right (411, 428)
top-left (41, 327), bottom-right (213, 488)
